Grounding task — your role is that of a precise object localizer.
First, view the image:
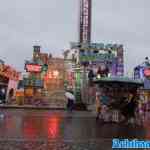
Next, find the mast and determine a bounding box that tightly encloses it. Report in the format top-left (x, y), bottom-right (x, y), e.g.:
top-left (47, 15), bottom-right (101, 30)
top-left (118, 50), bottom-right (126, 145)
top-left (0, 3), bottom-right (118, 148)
top-left (79, 0), bottom-right (91, 44)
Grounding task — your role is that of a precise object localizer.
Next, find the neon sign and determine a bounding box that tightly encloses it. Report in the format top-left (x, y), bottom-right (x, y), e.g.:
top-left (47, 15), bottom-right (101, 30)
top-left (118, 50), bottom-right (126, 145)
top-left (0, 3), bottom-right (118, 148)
top-left (25, 64), bottom-right (42, 72)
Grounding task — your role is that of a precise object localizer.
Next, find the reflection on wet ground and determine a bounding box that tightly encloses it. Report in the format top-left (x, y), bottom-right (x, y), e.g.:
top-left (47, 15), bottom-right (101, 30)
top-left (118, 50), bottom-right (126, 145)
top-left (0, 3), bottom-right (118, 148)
top-left (0, 109), bottom-right (148, 149)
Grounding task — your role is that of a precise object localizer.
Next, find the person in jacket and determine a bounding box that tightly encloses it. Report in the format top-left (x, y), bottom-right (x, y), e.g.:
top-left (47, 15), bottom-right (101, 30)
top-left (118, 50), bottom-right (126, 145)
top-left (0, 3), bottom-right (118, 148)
top-left (96, 91), bottom-right (102, 121)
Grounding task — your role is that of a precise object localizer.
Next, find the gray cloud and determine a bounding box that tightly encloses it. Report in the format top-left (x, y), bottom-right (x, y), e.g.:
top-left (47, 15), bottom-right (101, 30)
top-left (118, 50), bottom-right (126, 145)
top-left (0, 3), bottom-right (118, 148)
top-left (0, 0), bottom-right (149, 75)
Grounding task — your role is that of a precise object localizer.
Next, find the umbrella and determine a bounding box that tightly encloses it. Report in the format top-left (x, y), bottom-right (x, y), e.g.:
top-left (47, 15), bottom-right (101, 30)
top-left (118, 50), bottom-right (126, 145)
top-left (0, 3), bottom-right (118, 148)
top-left (65, 92), bottom-right (75, 101)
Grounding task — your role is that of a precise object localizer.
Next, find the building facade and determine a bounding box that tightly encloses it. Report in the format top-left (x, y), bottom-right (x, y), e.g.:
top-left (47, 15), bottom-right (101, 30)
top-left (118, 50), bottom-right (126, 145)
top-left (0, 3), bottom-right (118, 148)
top-left (0, 60), bottom-right (20, 103)
top-left (24, 46), bottom-right (66, 106)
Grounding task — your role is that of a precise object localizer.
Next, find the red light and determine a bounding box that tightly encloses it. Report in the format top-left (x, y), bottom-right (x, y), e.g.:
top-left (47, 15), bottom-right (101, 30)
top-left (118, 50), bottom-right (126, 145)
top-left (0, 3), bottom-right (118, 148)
top-left (23, 117), bottom-right (38, 139)
top-left (47, 116), bottom-right (60, 139)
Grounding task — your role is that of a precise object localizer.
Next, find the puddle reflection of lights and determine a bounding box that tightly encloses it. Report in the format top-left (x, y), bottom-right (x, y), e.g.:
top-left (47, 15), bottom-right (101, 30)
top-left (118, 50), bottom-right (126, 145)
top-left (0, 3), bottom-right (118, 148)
top-left (48, 117), bottom-right (60, 139)
top-left (23, 118), bottom-right (38, 139)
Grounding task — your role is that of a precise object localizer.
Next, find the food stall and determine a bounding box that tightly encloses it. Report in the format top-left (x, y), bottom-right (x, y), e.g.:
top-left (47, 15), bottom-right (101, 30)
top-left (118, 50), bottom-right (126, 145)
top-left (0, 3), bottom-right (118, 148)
top-left (94, 77), bottom-right (144, 123)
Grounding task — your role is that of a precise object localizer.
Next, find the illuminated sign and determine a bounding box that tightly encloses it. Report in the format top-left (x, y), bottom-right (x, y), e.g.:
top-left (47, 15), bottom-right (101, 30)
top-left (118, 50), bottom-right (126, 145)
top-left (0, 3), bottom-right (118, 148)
top-left (70, 42), bottom-right (123, 50)
top-left (144, 68), bottom-right (150, 77)
top-left (25, 64), bottom-right (42, 72)
top-left (80, 53), bottom-right (115, 62)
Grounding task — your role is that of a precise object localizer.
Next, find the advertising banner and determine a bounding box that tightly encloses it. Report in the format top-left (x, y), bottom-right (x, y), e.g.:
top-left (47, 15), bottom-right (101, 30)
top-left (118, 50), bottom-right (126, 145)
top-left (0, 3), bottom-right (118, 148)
top-left (79, 53), bottom-right (115, 63)
top-left (70, 42), bottom-right (122, 50)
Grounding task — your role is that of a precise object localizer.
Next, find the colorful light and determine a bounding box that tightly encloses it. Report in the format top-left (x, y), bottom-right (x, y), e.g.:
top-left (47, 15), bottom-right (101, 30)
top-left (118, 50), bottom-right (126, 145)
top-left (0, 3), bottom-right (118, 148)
top-left (144, 68), bottom-right (150, 77)
top-left (25, 64), bottom-right (42, 72)
top-left (53, 70), bottom-right (59, 78)
top-left (47, 116), bottom-right (60, 139)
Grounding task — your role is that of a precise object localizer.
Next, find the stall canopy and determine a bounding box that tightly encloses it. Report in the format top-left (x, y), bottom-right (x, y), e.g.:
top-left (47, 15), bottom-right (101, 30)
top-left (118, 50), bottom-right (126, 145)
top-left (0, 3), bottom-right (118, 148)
top-left (93, 77), bottom-right (143, 86)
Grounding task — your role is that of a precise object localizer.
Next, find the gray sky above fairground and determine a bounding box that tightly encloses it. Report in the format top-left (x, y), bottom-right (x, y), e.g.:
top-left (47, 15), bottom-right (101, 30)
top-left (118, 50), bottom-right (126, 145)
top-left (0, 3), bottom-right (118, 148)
top-left (0, 0), bottom-right (149, 75)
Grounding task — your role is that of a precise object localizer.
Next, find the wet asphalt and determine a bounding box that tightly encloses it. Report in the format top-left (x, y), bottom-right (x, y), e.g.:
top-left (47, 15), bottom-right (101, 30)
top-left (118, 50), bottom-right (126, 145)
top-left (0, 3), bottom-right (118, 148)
top-left (0, 109), bottom-right (149, 150)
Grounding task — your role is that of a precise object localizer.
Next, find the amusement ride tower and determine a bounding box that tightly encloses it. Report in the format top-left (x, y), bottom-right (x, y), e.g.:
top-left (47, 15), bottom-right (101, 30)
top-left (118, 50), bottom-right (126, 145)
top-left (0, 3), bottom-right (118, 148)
top-left (79, 0), bottom-right (92, 44)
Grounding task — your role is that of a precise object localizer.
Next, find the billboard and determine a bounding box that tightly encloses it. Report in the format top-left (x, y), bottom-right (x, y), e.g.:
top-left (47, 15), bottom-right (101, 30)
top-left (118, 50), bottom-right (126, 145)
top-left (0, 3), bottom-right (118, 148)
top-left (79, 53), bottom-right (115, 63)
top-left (25, 64), bottom-right (42, 72)
top-left (70, 42), bottom-right (123, 50)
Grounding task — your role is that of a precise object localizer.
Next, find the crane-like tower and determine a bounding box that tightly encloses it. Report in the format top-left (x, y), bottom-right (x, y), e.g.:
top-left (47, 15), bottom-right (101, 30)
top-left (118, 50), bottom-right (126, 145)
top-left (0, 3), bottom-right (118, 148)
top-left (79, 0), bottom-right (91, 44)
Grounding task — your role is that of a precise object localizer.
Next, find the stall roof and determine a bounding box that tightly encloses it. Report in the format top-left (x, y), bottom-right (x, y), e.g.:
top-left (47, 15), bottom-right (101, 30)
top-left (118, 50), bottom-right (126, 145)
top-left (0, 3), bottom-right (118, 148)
top-left (93, 77), bottom-right (143, 86)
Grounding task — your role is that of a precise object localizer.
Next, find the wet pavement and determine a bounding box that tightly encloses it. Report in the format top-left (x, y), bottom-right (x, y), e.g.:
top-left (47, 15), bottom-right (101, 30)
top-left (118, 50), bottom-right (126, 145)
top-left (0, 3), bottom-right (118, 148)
top-left (0, 109), bottom-right (149, 150)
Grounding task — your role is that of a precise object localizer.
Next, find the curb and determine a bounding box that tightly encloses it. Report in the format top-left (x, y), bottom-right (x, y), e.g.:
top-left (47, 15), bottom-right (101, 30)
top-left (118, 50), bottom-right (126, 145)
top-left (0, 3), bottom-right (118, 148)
top-left (0, 105), bottom-right (90, 111)
top-left (0, 105), bottom-right (66, 110)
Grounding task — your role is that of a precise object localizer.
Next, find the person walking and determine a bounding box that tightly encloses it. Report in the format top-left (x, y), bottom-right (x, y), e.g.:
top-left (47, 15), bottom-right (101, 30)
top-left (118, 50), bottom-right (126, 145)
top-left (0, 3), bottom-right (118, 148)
top-left (96, 91), bottom-right (102, 121)
top-left (65, 90), bottom-right (75, 112)
top-left (88, 69), bottom-right (95, 86)
top-left (121, 93), bottom-right (138, 124)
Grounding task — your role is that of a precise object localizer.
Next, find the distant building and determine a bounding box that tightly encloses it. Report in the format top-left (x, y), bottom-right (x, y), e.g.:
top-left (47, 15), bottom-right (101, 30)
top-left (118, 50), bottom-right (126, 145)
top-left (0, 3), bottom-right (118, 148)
top-left (44, 58), bottom-right (65, 93)
top-left (24, 46), bottom-right (66, 102)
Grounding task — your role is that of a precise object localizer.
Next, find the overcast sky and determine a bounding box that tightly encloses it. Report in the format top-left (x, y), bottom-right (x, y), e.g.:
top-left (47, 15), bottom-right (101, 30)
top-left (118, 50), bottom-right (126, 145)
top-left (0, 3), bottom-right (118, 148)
top-left (0, 0), bottom-right (150, 75)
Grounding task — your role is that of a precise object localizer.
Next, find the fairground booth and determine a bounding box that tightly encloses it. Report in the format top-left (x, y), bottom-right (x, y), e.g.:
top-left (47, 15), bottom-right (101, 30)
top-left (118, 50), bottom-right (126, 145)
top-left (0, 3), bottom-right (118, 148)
top-left (0, 60), bottom-right (20, 103)
top-left (94, 77), bottom-right (143, 123)
top-left (134, 59), bottom-right (150, 104)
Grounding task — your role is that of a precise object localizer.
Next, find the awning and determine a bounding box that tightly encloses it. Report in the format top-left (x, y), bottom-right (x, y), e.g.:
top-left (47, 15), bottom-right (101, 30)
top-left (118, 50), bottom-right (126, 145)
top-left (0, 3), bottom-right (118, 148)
top-left (93, 77), bottom-right (144, 86)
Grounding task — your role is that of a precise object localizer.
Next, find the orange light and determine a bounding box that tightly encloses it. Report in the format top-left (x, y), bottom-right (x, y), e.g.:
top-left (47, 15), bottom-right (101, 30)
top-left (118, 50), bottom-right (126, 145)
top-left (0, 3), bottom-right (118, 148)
top-left (53, 70), bottom-right (59, 78)
top-left (48, 72), bottom-right (53, 79)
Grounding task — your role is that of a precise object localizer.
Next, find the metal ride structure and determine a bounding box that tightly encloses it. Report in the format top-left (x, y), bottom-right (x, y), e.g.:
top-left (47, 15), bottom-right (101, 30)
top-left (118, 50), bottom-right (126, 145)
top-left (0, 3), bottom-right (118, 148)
top-left (74, 0), bottom-right (124, 104)
top-left (79, 0), bottom-right (92, 44)
top-left (74, 0), bottom-right (92, 104)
